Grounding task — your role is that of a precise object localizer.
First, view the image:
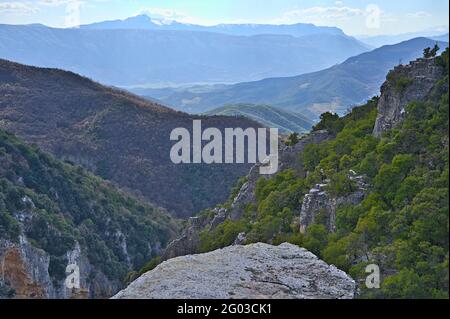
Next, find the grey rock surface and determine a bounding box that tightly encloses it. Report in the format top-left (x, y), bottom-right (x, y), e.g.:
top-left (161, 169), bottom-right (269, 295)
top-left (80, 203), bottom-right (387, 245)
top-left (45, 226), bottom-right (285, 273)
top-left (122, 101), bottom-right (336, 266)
top-left (373, 57), bottom-right (445, 137)
top-left (113, 243), bottom-right (356, 299)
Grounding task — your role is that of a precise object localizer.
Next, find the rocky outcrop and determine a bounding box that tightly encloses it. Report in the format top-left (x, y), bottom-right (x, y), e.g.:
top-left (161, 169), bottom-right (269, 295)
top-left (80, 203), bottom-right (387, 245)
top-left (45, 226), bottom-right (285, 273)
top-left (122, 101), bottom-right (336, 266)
top-left (299, 172), bottom-right (368, 233)
top-left (113, 243), bottom-right (356, 299)
top-left (0, 239), bottom-right (46, 299)
top-left (373, 57), bottom-right (445, 137)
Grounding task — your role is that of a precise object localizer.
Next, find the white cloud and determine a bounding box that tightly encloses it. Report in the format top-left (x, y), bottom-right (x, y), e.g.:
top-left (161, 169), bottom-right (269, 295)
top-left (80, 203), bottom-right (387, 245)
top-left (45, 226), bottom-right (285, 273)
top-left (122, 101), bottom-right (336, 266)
top-left (406, 11), bottom-right (432, 18)
top-left (38, 0), bottom-right (69, 5)
top-left (0, 2), bottom-right (39, 14)
top-left (37, 0), bottom-right (110, 7)
top-left (274, 5), bottom-right (364, 24)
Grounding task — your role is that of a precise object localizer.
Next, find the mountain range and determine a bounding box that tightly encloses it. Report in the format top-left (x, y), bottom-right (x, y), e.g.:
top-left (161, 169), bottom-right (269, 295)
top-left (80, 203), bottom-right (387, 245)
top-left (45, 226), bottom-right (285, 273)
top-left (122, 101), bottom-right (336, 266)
top-left (0, 18), bottom-right (369, 87)
top-left (0, 59), bottom-right (260, 218)
top-left (138, 37), bottom-right (448, 120)
top-left (81, 14), bottom-right (346, 37)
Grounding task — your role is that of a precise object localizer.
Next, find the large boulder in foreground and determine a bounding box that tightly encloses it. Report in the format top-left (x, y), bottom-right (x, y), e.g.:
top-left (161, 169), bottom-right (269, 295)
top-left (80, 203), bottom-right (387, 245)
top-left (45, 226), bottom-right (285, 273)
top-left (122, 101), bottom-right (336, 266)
top-left (113, 243), bottom-right (356, 299)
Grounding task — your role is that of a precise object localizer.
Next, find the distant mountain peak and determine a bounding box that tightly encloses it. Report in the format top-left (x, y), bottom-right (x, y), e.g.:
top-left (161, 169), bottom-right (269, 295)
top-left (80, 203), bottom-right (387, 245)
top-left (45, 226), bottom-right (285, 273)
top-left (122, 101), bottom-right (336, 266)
top-left (127, 14), bottom-right (175, 26)
top-left (79, 15), bottom-right (346, 37)
top-left (129, 14), bottom-right (151, 21)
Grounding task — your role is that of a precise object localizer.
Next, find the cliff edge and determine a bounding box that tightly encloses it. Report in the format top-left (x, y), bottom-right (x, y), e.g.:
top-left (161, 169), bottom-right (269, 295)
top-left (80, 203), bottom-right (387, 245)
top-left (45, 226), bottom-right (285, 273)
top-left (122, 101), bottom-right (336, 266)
top-left (113, 243), bottom-right (356, 299)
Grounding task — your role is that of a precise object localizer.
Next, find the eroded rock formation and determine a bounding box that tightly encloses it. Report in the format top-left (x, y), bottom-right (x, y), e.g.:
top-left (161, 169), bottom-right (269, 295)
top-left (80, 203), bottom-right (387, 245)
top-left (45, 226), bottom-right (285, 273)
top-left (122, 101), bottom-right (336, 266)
top-left (0, 235), bottom-right (117, 299)
top-left (299, 172), bottom-right (368, 233)
top-left (373, 57), bottom-right (445, 137)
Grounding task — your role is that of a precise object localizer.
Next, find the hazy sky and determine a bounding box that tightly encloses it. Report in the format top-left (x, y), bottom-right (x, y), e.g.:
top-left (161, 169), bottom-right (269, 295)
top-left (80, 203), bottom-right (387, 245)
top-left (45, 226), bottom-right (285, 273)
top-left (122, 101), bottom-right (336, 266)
top-left (0, 0), bottom-right (448, 36)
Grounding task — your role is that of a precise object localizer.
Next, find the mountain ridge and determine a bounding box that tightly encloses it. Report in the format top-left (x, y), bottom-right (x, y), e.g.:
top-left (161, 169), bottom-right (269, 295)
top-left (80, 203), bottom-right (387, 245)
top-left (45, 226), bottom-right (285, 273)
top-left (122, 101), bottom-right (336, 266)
top-left (0, 23), bottom-right (369, 87)
top-left (139, 37), bottom-right (448, 119)
top-left (0, 58), bottom-right (261, 217)
top-left (80, 14), bottom-right (348, 38)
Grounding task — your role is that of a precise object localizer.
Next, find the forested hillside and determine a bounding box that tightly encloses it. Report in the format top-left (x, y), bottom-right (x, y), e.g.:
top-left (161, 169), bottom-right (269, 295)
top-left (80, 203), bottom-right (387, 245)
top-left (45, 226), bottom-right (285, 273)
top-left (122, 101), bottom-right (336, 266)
top-left (0, 129), bottom-right (178, 298)
top-left (0, 59), bottom-right (259, 217)
top-left (165, 50), bottom-right (449, 299)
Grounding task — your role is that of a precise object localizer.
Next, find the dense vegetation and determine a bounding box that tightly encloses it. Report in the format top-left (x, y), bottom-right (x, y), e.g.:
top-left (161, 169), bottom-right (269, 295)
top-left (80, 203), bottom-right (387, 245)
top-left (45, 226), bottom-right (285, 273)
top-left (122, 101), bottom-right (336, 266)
top-left (0, 129), bottom-right (178, 283)
top-left (198, 50), bottom-right (449, 298)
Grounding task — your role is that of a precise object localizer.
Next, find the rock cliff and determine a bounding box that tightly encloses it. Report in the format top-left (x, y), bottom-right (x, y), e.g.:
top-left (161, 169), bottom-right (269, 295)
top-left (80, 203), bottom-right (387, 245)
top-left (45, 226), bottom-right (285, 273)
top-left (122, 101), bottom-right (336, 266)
top-left (299, 172), bottom-right (368, 233)
top-left (0, 234), bottom-right (119, 299)
top-left (373, 57), bottom-right (445, 137)
top-left (0, 129), bottom-right (177, 299)
top-left (113, 243), bottom-right (356, 299)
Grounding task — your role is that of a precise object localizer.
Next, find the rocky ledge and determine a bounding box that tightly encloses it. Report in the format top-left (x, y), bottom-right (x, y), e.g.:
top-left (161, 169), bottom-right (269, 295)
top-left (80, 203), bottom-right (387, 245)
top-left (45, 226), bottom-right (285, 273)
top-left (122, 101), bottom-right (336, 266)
top-left (113, 243), bottom-right (356, 299)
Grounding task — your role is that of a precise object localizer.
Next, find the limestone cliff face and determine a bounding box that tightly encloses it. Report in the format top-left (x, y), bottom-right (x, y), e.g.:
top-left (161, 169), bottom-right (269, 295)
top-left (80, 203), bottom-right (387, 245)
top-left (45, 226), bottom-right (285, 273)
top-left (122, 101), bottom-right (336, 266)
top-left (0, 239), bottom-right (46, 298)
top-left (0, 235), bottom-right (120, 299)
top-left (373, 57), bottom-right (445, 137)
top-left (0, 208), bottom-right (122, 299)
top-left (299, 172), bottom-right (368, 234)
top-left (114, 243), bottom-right (356, 299)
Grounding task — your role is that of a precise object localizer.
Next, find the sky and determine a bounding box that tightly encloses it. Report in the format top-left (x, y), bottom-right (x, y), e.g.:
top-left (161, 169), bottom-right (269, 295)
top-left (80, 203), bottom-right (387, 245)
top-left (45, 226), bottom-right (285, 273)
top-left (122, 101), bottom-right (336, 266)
top-left (0, 0), bottom-right (448, 36)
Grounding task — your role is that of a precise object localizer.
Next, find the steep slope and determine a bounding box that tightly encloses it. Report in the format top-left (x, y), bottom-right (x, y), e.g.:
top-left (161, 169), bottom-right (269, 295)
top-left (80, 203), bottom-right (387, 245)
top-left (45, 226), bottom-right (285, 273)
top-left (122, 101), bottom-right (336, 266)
top-left (141, 37), bottom-right (448, 119)
top-left (114, 243), bottom-right (356, 299)
top-left (0, 59), bottom-right (260, 218)
top-left (81, 14), bottom-right (347, 37)
top-left (0, 129), bottom-right (178, 298)
top-left (205, 104), bottom-right (313, 133)
top-left (153, 51), bottom-right (449, 299)
top-left (0, 24), bottom-right (369, 86)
